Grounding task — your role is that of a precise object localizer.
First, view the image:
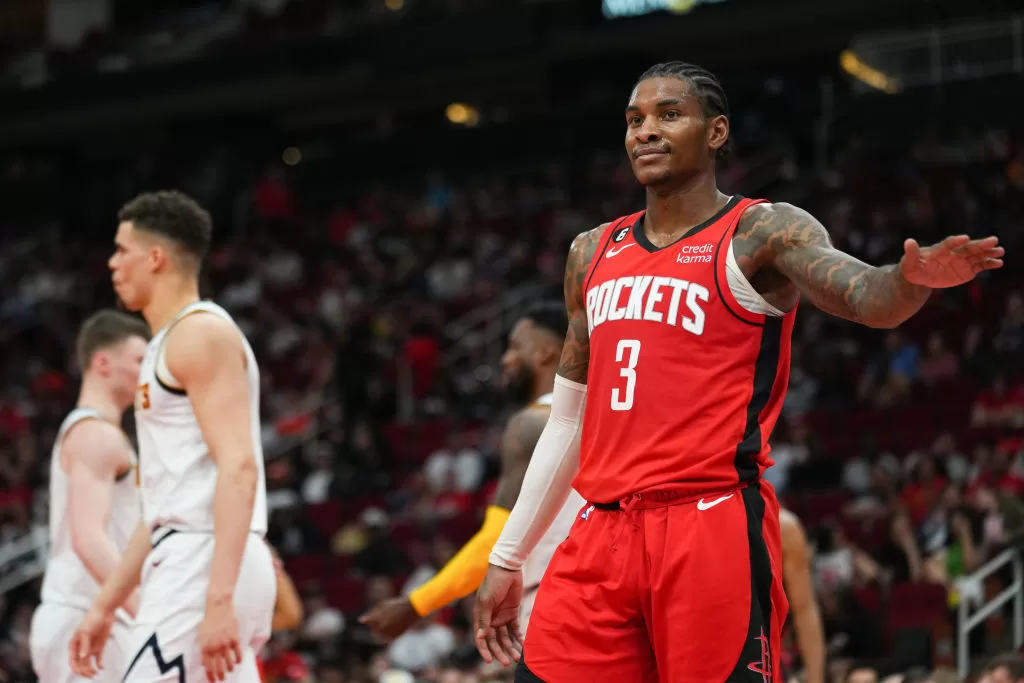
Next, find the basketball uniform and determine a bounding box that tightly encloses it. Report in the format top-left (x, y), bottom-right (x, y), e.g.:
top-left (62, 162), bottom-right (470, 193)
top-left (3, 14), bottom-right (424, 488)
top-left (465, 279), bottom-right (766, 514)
top-left (124, 301), bottom-right (275, 683)
top-left (519, 392), bottom-right (587, 632)
top-left (521, 197), bottom-right (793, 683)
top-left (30, 409), bottom-right (139, 683)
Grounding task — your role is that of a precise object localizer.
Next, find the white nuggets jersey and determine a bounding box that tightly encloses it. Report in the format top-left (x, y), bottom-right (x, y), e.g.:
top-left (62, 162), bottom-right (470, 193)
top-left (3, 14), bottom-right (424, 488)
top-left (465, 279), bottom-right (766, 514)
top-left (134, 301), bottom-right (267, 535)
top-left (41, 409), bottom-right (140, 610)
top-left (521, 393), bottom-right (587, 592)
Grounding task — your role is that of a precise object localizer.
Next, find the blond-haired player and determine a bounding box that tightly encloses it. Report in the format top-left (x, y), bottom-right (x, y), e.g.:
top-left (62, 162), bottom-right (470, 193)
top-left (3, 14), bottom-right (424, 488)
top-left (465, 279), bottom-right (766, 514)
top-left (70, 190), bottom-right (275, 683)
top-left (31, 310), bottom-right (150, 683)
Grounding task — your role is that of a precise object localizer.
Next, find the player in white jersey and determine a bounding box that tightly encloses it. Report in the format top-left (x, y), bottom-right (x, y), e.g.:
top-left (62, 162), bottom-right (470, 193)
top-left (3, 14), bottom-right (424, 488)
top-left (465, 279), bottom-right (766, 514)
top-left (31, 310), bottom-right (150, 683)
top-left (70, 190), bottom-right (274, 683)
top-left (360, 303), bottom-right (585, 640)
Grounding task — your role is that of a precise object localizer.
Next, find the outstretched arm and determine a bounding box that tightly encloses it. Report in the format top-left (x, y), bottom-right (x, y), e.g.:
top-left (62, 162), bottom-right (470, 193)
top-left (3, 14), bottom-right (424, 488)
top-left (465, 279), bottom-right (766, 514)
top-left (737, 202), bottom-right (1003, 329)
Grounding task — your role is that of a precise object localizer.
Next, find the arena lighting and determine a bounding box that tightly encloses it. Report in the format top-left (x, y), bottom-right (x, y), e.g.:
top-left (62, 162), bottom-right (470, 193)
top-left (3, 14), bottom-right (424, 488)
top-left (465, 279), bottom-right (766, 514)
top-left (840, 49), bottom-right (902, 94)
top-left (602, 0), bottom-right (728, 19)
top-left (445, 103), bottom-right (480, 127)
top-left (282, 147), bottom-right (302, 166)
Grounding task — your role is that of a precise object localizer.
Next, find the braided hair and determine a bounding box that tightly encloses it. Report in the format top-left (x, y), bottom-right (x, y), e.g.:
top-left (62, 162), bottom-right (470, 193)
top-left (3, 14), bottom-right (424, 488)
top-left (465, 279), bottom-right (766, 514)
top-left (636, 61), bottom-right (732, 159)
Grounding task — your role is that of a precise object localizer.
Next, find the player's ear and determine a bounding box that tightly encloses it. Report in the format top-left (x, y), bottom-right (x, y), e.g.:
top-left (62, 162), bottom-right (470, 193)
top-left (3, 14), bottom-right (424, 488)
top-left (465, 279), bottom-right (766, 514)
top-left (148, 243), bottom-right (170, 273)
top-left (94, 351), bottom-right (111, 377)
top-left (706, 114), bottom-right (729, 157)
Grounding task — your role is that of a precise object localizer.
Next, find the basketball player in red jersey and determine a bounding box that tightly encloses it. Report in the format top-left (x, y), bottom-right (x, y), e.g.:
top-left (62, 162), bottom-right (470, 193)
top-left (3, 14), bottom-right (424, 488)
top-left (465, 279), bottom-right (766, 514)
top-left (473, 61), bottom-right (1004, 683)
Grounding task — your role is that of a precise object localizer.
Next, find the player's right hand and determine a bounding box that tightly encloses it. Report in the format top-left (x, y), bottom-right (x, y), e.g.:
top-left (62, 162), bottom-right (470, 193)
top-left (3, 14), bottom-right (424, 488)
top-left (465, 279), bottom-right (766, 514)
top-left (474, 565), bottom-right (524, 667)
top-left (69, 606), bottom-right (114, 678)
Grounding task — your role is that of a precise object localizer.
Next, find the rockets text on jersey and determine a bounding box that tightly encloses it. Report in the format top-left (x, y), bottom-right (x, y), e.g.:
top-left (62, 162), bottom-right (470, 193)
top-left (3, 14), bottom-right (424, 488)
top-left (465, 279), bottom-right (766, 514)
top-left (574, 196), bottom-right (797, 503)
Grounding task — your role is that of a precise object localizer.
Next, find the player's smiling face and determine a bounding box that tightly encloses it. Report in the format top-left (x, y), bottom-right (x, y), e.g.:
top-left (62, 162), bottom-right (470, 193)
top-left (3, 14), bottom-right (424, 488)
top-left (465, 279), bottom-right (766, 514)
top-left (624, 76), bottom-right (727, 188)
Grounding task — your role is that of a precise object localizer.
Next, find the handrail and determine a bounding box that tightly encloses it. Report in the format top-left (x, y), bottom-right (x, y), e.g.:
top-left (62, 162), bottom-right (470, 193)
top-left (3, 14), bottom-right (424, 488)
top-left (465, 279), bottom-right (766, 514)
top-left (0, 525), bottom-right (49, 594)
top-left (957, 547), bottom-right (1024, 677)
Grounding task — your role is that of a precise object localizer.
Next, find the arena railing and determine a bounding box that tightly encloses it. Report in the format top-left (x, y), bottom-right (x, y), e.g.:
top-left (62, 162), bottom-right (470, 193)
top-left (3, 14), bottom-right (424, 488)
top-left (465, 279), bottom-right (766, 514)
top-left (957, 546), bottom-right (1024, 677)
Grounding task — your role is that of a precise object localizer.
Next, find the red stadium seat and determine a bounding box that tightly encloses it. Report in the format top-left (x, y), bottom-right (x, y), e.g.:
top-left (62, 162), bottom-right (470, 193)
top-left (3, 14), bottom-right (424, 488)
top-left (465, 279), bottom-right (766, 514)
top-left (305, 500), bottom-right (343, 539)
top-left (887, 582), bottom-right (949, 630)
top-left (323, 576), bottom-right (366, 614)
top-left (284, 554), bottom-right (327, 587)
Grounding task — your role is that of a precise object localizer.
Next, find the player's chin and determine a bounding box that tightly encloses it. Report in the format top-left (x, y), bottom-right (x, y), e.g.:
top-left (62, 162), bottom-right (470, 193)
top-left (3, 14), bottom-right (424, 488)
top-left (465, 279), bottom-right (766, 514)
top-left (634, 167), bottom-right (674, 188)
top-left (115, 291), bottom-right (143, 312)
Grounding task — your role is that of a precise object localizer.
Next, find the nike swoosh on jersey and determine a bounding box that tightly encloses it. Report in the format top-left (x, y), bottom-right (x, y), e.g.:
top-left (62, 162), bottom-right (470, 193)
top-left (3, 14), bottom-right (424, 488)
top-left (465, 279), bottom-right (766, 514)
top-left (606, 244), bottom-right (635, 258)
top-left (696, 494), bottom-right (734, 511)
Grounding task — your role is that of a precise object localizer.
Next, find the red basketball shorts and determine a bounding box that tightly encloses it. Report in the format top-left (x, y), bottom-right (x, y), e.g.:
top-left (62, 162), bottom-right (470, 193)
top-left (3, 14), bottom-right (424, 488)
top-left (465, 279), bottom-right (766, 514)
top-left (517, 481), bottom-right (789, 683)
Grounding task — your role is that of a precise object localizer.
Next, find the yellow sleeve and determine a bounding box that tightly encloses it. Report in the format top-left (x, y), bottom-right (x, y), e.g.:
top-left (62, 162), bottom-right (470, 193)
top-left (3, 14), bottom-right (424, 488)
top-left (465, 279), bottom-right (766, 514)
top-left (408, 505), bottom-right (511, 617)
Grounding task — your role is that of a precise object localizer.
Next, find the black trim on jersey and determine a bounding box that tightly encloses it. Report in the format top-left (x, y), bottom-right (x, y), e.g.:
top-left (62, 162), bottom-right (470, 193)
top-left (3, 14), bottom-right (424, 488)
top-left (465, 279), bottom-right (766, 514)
top-left (733, 317), bottom-right (783, 483)
top-left (151, 527), bottom-right (179, 550)
top-left (155, 374), bottom-right (187, 396)
top-left (584, 216), bottom-right (630, 296)
top-left (726, 483), bottom-right (776, 682)
top-left (713, 215), bottom-right (765, 328)
top-left (632, 194), bottom-right (743, 254)
top-left (122, 633), bottom-right (185, 683)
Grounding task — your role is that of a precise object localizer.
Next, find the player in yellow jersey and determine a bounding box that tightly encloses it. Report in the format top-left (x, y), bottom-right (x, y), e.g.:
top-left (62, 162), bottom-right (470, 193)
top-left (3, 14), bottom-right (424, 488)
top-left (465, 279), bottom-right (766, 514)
top-left (361, 303), bottom-right (585, 639)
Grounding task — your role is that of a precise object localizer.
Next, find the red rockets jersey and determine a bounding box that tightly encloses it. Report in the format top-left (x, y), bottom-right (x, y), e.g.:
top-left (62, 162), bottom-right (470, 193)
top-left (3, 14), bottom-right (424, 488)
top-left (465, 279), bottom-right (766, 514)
top-left (575, 196), bottom-right (797, 503)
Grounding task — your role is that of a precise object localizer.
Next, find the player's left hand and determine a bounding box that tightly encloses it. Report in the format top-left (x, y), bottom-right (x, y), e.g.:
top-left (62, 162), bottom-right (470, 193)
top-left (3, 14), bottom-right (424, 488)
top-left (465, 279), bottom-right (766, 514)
top-left (358, 597), bottom-right (421, 641)
top-left (900, 235), bottom-right (1004, 288)
top-left (199, 597), bottom-right (242, 683)
top-left (474, 565), bottom-right (524, 667)
top-left (69, 606), bottom-right (114, 678)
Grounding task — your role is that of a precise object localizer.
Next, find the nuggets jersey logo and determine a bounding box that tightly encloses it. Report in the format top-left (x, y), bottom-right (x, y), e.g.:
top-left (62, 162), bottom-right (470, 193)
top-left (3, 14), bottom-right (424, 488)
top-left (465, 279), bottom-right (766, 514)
top-left (136, 383), bottom-right (151, 411)
top-left (574, 197), bottom-right (797, 503)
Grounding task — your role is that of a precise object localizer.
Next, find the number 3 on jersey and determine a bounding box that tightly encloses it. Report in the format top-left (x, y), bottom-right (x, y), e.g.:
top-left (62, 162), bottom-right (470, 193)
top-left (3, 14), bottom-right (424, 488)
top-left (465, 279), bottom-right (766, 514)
top-left (611, 339), bottom-right (641, 411)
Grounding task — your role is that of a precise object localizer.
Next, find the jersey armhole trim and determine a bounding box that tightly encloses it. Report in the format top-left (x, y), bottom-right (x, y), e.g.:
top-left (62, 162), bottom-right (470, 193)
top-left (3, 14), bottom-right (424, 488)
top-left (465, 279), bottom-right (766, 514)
top-left (713, 200), bottom-right (768, 327)
top-left (154, 307), bottom-right (223, 394)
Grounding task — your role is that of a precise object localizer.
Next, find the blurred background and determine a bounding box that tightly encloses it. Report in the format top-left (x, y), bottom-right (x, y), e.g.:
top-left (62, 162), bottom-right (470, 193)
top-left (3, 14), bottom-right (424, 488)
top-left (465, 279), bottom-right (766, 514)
top-left (0, 0), bottom-right (1022, 681)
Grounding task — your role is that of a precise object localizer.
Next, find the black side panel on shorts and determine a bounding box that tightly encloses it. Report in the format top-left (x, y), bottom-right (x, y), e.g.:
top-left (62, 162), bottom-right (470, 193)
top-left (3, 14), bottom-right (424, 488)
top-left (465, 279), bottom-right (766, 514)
top-left (733, 318), bottom-right (783, 484)
top-left (727, 483), bottom-right (774, 682)
top-left (122, 633), bottom-right (185, 683)
top-left (514, 660), bottom-right (548, 683)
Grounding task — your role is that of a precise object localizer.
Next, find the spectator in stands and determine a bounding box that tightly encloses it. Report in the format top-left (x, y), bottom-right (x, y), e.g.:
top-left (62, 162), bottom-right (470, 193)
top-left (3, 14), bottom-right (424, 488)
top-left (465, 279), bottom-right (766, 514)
top-left (969, 446), bottom-right (1024, 498)
top-left (386, 615), bottom-right (457, 674)
top-left (979, 652), bottom-right (1024, 683)
top-left (352, 508), bottom-right (410, 577)
top-left (268, 500), bottom-right (326, 556)
top-left (861, 330), bottom-right (921, 409)
top-left (300, 441), bottom-right (335, 505)
top-left (875, 513), bottom-right (924, 584)
top-left (992, 291), bottom-right (1024, 366)
top-left (902, 456), bottom-right (948, 526)
top-left (424, 432), bottom-right (485, 495)
top-left (919, 332), bottom-right (959, 387)
top-left (920, 484), bottom-right (977, 587)
top-left (972, 375), bottom-right (1024, 429)
top-left (845, 665), bottom-right (879, 683)
top-left (301, 583), bottom-right (345, 643)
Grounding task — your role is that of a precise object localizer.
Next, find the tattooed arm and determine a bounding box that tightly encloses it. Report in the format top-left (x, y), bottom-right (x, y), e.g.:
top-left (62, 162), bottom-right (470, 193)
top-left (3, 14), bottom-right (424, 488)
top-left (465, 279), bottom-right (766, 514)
top-left (556, 225), bottom-right (607, 382)
top-left (737, 202), bottom-right (1004, 329)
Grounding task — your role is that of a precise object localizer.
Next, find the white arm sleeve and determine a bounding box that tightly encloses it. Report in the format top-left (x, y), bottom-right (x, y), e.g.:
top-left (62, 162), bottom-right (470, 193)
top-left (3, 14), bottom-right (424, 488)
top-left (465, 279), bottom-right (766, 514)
top-left (489, 374), bottom-right (586, 571)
